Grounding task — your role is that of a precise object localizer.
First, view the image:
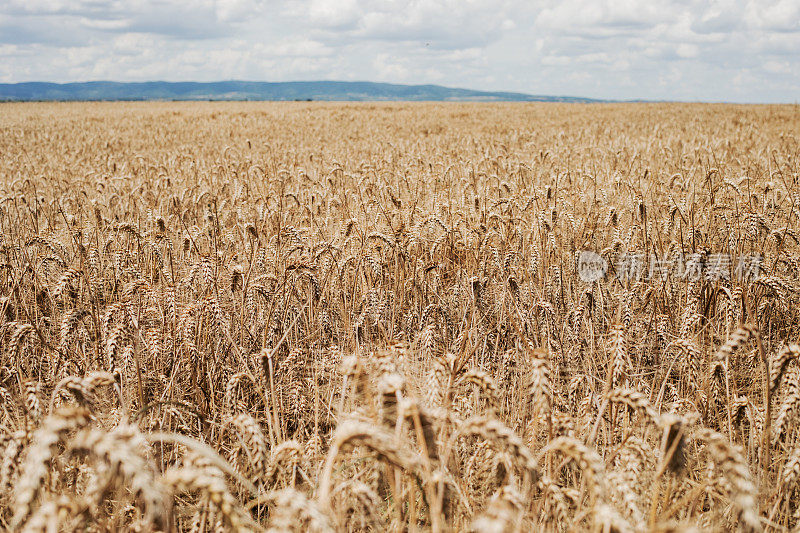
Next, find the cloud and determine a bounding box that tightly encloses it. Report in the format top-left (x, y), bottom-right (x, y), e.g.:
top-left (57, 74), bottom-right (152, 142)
top-left (3, 0), bottom-right (265, 42)
top-left (747, 0), bottom-right (800, 32)
top-left (305, 0), bottom-right (361, 29)
top-left (536, 0), bottom-right (667, 33)
top-left (0, 0), bottom-right (798, 102)
top-left (691, 2), bottom-right (743, 34)
top-left (297, 0), bottom-right (520, 50)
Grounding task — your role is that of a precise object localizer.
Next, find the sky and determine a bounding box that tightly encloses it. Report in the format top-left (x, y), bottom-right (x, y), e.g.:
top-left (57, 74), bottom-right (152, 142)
top-left (0, 0), bottom-right (798, 103)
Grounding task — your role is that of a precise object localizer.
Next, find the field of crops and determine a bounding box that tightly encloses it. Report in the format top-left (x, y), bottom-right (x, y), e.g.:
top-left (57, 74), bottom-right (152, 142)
top-left (1, 101), bottom-right (799, 531)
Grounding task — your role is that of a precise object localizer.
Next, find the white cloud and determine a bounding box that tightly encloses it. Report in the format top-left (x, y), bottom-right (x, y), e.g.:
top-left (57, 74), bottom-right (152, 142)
top-left (747, 0), bottom-right (800, 32)
top-left (259, 38), bottom-right (331, 58)
top-left (306, 0), bottom-right (360, 28)
top-left (215, 0), bottom-right (265, 22)
top-left (692, 1), bottom-right (742, 34)
top-left (676, 43), bottom-right (700, 58)
top-left (373, 52), bottom-right (410, 81)
top-left (0, 0), bottom-right (798, 102)
top-left (80, 17), bottom-right (131, 30)
top-left (536, 0), bottom-right (668, 36)
top-left (763, 59), bottom-right (792, 73)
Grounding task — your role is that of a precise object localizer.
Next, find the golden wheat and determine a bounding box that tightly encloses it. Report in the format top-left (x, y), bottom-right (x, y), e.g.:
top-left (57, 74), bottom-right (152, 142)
top-left (0, 101), bottom-right (798, 531)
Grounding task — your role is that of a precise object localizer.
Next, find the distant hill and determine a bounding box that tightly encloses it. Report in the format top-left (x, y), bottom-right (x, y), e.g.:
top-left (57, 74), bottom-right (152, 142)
top-left (0, 81), bottom-right (601, 102)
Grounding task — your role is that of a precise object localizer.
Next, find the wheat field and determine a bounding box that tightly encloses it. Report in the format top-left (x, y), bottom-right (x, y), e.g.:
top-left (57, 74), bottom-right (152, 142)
top-left (1, 101), bottom-right (799, 531)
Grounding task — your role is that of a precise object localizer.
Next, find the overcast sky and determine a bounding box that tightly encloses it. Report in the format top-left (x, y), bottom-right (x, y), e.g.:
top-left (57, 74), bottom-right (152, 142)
top-left (0, 0), bottom-right (798, 102)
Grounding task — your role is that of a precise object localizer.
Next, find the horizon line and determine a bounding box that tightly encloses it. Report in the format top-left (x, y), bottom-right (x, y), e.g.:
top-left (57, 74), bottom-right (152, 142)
top-left (0, 80), bottom-right (797, 105)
